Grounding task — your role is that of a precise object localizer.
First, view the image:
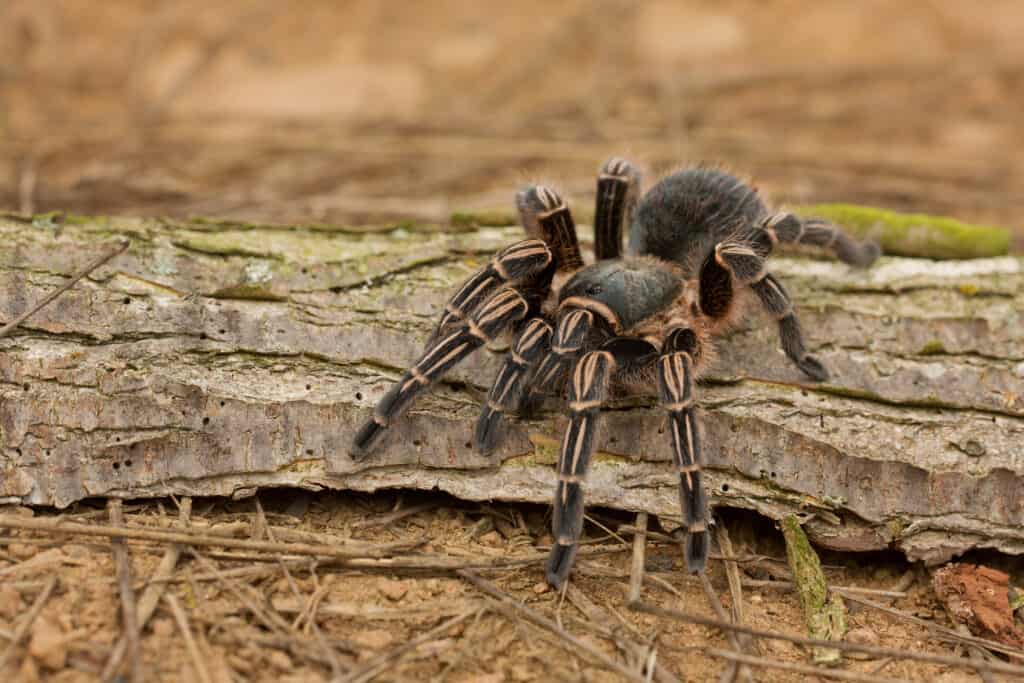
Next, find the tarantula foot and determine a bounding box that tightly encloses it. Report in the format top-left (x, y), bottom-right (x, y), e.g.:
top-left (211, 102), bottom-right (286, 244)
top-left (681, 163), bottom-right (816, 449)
top-left (685, 530), bottom-right (709, 574)
top-left (856, 240), bottom-right (882, 268)
top-left (350, 417), bottom-right (385, 460)
top-left (545, 542), bottom-right (578, 588)
top-left (473, 406), bottom-right (504, 455)
top-left (797, 355), bottom-right (830, 382)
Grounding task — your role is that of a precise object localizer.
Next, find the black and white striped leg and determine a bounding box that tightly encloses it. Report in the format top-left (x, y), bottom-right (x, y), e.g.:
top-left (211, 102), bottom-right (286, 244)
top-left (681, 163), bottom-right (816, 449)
top-left (474, 317), bottom-right (553, 454)
top-left (351, 288), bottom-right (530, 459)
top-left (658, 328), bottom-right (709, 572)
top-left (546, 350), bottom-right (616, 588)
top-left (760, 212), bottom-right (881, 267)
top-left (750, 273), bottom-right (829, 381)
top-left (517, 185), bottom-right (584, 273)
top-left (517, 307), bottom-right (603, 415)
top-left (594, 157), bottom-right (641, 261)
top-left (714, 242), bottom-right (829, 381)
top-left (432, 238), bottom-right (553, 341)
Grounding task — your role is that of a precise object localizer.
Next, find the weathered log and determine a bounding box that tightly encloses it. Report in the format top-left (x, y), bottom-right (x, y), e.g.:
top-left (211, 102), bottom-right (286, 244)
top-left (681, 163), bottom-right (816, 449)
top-left (1, 213), bottom-right (1021, 564)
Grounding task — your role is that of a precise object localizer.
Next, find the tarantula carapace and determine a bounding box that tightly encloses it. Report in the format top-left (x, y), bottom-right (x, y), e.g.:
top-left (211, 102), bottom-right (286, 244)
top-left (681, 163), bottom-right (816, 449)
top-left (351, 158), bottom-right (880, 588)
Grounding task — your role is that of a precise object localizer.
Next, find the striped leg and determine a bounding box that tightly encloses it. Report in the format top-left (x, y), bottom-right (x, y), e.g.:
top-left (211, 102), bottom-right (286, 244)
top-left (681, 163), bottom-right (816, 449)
top-left (760, 212), bottom-right (881, 267)
top-left (546, 350), bottom-right (616, 588)
top-left (658, 328), bottom-right (709, 572)
top-left (516, 185), bottom-right (584, 273)
top-left (351, 288), bottom-right (530, 459)
top-left (713, 242), bottom-right (829, 381)
top-left (474, 317), bottom-right (553, 454)
top-left (518, 307), bottom-right (602, 415)
top-left (594, 157), bottom-right (641, 261)
top-left (432, 238), bottom-right (553, 342)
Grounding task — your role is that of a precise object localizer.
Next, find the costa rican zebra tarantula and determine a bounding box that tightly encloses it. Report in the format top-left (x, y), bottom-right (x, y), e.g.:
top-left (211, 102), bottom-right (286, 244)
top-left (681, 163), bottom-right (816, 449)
top-left (351, 158), bottom-right (880, 588)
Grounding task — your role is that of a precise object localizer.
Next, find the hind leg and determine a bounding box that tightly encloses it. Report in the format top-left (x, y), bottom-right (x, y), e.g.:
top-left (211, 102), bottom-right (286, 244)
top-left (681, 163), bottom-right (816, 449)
top-left (758, 212), bottom-right (881, 267)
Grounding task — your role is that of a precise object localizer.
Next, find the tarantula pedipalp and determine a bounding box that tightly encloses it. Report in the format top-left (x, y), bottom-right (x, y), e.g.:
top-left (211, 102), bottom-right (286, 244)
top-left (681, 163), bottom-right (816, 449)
top-left (351, 158), bottom-right (880, 588)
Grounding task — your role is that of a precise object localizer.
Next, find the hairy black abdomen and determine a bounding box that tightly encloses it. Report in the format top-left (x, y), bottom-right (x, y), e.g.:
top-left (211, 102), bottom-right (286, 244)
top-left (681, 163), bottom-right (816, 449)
top-left (628, 168), bottom-right (766, 276)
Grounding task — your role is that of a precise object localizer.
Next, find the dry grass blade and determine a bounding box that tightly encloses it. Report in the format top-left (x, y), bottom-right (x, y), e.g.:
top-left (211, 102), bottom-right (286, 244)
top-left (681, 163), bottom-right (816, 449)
top-left (102, 497), bottom-right (193, 682)
top-left (565, 585), bottom-right (681, 683)
top-left (107, 499), bottom-right (142, 683)
top-left (0, 514), bottom-right (626, 571)
top-left (835, 590), bottom-right (1024, 660)
top-left (706, 649), bottom-right (912, 683)
top-left (742, 579), bottom-right (906, 599)
top-left (350, 501), bottom-right (437, 531)
top-left (255, 497), bottom-right (345, 678)
top-left (699, 573), bottom-right (756, 683)
top-left (163, 593), bottom-right (213, 683)
top-left (458, 570), bottom-right (648, 683)
top-left (0, 515), bottom-right (400, 559)
top-left (957, 624), bottom-right (997, 683)
top-left (0, 240), bottom-right (130, 339)
top-left (337, 609), bottom-right (478, 683)
top-left (0, 575), bottom-right (58, 670)
top-left (632, 601), bottom-right (1024, 678)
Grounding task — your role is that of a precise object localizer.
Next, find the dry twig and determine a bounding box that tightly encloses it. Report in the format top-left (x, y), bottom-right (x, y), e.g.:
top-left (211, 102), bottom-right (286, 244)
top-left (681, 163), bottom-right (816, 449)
top-left (459, 570), bottom-right (648, 683)
top-left (627, 512), bottom-right (647, 605)
top-left (706, 649), bottom-right (912, 683)
top-left (0, 240), bottom-right (130, 339)
top-left (102, 498), bottom-right (193, 682)
top-left (163, 593), bottom-right (213, 683)
top-left (107, 499), bottom-right (142, 683)
top-left (337, 610), bottom-right (478, 683)
top-left (0, 575), bottom-right (58, 670)
top-left (631, 601), bottom-right (1024, 678)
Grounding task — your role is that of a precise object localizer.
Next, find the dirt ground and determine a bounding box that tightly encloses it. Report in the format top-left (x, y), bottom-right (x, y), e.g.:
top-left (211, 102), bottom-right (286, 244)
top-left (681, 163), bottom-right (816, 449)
top-left (1, 1), bottom-right (1023, 681)
top-left (3, 493), bottom-right (1018, 683)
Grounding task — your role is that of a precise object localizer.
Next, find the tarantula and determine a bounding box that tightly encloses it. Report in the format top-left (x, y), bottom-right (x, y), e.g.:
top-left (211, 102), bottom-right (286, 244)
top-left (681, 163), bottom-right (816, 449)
top-left (351, 158), bottom-right (880, 588)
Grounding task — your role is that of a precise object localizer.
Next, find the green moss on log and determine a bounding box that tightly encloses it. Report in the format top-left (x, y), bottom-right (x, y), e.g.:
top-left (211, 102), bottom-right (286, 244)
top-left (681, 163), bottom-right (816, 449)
top-left (796, 203), bottom-right (1010, 260)
top-left (450, 204), bottom-right (1011, 260)
top-left (781, 515), bottom-right (847, 665)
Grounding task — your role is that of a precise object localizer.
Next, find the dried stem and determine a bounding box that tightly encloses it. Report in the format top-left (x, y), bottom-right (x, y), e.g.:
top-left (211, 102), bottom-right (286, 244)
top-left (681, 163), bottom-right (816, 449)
top-left (706, 649), bottom-right (912, 683)
top-left (0, 575), bottom-right (58, 670)
top-left (108, 499), bottom-right (142, 683)
top-left (337, 610), bottom-right (478, 683)
top-left (459, 570), bottom-right (648, 683)
top-left (0, 240), bottom-right (130, 339)
top-left (631, 601), bottom-right (1024, 678)
top-left (163, 593), bottom-right (213, 683)
top-left (627, 512), bottom-right (647, 605)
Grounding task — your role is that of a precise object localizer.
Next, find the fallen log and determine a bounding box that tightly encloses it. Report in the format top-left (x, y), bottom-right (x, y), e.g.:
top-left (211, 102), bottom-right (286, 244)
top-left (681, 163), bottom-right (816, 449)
top-left (1, 212), bottom-right (1021, 564)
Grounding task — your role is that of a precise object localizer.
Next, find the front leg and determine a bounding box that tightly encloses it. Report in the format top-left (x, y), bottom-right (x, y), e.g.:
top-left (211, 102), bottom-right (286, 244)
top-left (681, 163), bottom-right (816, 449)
top-left (658, 328), bottom-right (709, 572)
top-left (546, 349), bottom-right (616, 588)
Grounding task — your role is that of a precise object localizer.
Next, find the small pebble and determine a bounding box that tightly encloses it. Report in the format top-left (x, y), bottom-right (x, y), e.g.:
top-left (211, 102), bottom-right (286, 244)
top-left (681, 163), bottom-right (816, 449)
top-left (377, 578), bottom-right (409, 601)
top-left (151, 618), bottom-right (175, 639)
top-left (8, 543), bottom-right (37, 560)
top-left (28, 616), bottom-right (67, 670)
top-left (846, 626), bottom-right (880, 647)
top-left (267, 649), bottom-right (292, 670)
top-left (0, 585), bottom-right (24, 620)
top-left (479, 530), bottom-right (503, 546)
top-left (532, 582), bottom-right (550, 595)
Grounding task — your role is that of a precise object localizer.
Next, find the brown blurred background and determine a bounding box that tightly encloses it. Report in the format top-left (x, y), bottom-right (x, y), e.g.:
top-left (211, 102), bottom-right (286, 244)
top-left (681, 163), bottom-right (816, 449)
top-left (2, 1), bottom-right (1022, 247)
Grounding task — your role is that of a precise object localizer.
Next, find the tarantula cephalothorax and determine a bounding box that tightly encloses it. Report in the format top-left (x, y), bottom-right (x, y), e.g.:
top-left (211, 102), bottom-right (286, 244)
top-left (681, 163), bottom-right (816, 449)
top-left (351, 158), bottom-right (880, 588)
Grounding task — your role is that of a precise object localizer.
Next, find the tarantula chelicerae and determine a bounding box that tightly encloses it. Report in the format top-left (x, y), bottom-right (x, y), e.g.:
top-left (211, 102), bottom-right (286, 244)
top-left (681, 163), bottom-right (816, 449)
top-left (351, 158), bottom-right (880, 587)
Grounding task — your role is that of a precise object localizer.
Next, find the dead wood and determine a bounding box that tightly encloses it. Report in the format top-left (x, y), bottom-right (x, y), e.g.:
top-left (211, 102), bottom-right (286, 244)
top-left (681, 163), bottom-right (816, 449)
top-left (1, 214), bottom-right (1022, 565)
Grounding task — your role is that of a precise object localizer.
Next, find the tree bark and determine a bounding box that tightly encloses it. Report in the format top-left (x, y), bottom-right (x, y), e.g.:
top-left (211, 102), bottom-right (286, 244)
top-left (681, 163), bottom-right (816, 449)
top-left (1, 213), bottom-right (1022, 563)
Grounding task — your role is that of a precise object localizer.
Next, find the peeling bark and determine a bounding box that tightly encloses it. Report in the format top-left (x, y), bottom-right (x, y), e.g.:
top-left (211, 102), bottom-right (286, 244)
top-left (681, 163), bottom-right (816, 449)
top-left (1, 213), bottom-right (1022, 563)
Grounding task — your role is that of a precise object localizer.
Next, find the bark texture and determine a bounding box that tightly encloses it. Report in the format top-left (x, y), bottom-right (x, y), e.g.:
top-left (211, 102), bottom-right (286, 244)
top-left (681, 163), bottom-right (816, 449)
top-left (1, 213), bottom-right (1022, 563)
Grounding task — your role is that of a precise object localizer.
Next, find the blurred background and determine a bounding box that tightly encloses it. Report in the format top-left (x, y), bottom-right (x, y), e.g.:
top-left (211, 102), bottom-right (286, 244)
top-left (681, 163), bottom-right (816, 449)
top-left (1, 0), bottom-right (1022, 248)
